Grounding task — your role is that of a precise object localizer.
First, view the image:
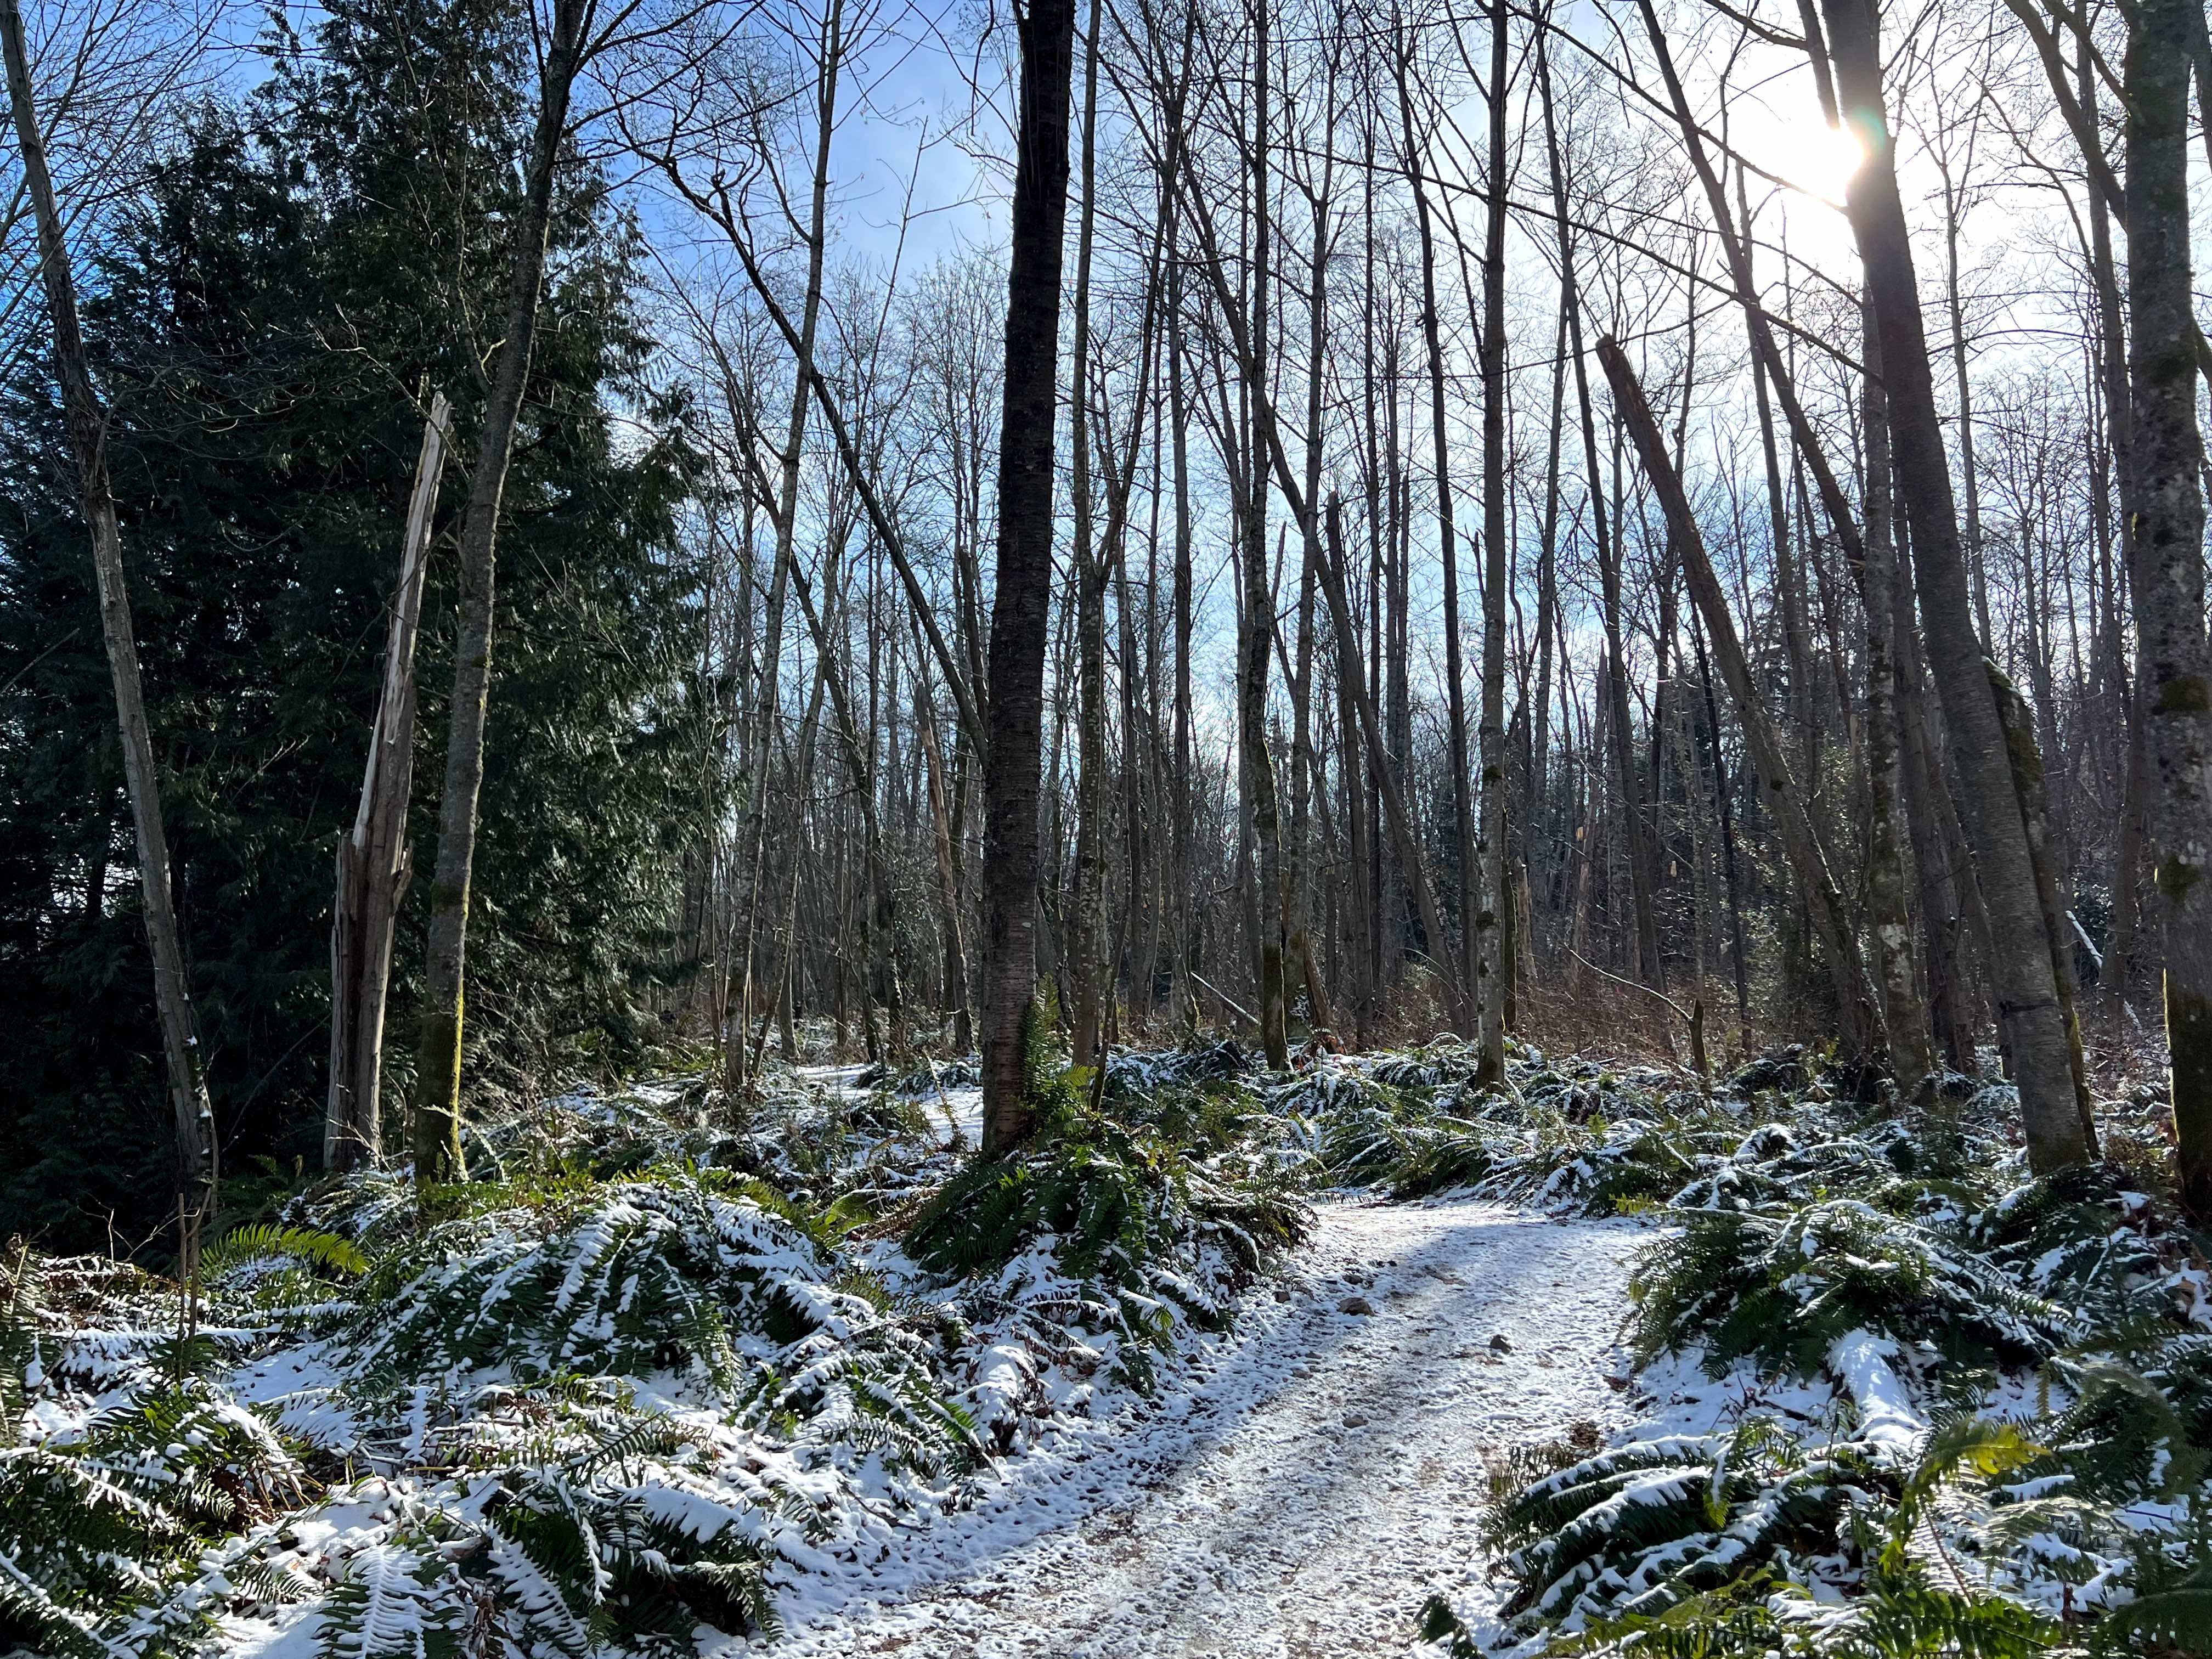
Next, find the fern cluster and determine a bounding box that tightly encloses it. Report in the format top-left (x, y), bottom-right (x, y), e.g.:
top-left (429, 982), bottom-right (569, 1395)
top-left (1448, 1045), bottom-right (2212, 1659)
top-left (1628, 1201), bottom-right (2073, 1376)
top-left (906, 1107), bottom-right (1308, 1403)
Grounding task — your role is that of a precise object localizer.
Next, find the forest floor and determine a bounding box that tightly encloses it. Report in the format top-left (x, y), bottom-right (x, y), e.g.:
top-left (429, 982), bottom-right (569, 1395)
top-left (776, 1197), bottom-right (1640, 1657)
top-left (11, 1036), bottom-right (2205, 1658)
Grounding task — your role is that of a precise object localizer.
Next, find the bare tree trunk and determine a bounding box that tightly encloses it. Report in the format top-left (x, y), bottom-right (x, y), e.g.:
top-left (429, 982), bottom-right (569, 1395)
top-left (915, 656), bottom-right (971, 1051)
top-left (1858, 331), bottom-right (1934, 1098)
top-left (1472, 0), bottom-right (1510, 1084)
top-left (1322, 496), bottom-right (1457, 1008)
top-left (1066, 0), bottom-right (1106, 1068)
top-left (1290, 97), bottom-right (1338, 1041)
top-left (1, 0), bottom-right (217, 1256)
top-left (411, 0), bottom-right (588, 1182)
top-left (2124, 0), bottom-right (2212, 1217)
top-left (1822, 0), bottom-right (2090, 1171)
top-left (722, 8), bottom-right (840, 1097)
top-left (1395, 26), bottom-right (1476, 1038)
top-left (1690, 616), bottom-right (1750, 1019)
top-left (1171, 292), bottom-right (1195, 1034)
top-left (1333, 511), bottom-right (1374, 1043)
top-left (1240, 4), bottom-right (1290, 1070)
top-left (2071, 28), bottom-right (2147, 1020)
top-left (328, 393), bottom-right (449, 1171)
top-left (980, 0), bottom-right (1078, 1148)
top-left (1990, 668), bottom-right (2098, 1154)
top-left (1535, 31), bottom-right (1656, 989)
top-left (1893, 546), bottom-right (1975, 1075)
top-left (1530, 297), bottom-right (1565, 906)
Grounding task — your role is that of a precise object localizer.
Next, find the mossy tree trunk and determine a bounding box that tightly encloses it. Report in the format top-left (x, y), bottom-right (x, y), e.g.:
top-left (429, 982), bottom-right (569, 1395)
top-left (2124, 0), bottom-right (2212, 1217)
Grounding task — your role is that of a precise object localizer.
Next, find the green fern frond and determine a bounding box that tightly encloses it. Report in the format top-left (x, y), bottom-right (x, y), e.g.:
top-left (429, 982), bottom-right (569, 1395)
top-left (202, 1224), bottom-right (369, 1284)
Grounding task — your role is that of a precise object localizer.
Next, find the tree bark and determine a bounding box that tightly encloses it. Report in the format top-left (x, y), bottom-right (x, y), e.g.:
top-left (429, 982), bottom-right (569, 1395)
top-left (1823, 0), bottom-right (2090, 1171)
top-left (1857, 331), bottom-right (1934, 1098)
top-left (980, 0), bottom-right (1079, 1149)
top-left (2124, 0), bottom-right (2212, 1217)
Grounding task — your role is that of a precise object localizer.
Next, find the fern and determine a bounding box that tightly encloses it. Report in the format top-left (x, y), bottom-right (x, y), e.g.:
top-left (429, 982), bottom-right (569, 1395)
top-left (201, 1223), bottom-right (369, 1286)
top-left (315, 1544), bottom-right (461, 1659)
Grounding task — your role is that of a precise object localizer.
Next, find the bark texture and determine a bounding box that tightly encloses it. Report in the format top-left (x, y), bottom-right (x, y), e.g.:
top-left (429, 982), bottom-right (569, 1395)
top-left (980, 0), bottom-right (1079, 1149)
top-left (2124, 0), bottom-right (2212, 1216)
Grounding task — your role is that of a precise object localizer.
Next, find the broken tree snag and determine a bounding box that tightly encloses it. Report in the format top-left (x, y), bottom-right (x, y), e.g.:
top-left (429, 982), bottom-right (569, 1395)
top-left (328, 391), bottom-right (450, 1173)
top-left (1596, 335), bottom-right (1883, 1061)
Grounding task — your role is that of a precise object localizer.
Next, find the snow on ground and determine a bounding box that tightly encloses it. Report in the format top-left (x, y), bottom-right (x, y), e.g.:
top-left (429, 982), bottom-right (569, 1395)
top-left (794, 1062), bottom-right (985, 1148)
top-left (764, 1198), bottom-right (1642, 1657)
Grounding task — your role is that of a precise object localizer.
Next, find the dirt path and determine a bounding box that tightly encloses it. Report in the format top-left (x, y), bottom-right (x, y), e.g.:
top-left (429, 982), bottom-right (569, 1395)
top-left (774, 1199), bottom-right (1641, 1658)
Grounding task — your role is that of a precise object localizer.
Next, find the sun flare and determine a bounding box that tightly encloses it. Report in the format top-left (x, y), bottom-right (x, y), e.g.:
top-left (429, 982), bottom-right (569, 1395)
top-left (1776, 117), bottom-right (1866, 200)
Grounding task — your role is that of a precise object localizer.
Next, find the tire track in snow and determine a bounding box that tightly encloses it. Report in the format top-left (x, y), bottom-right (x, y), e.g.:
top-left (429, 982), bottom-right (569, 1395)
top-left (772, 1199), bottom-right (1641, 1657)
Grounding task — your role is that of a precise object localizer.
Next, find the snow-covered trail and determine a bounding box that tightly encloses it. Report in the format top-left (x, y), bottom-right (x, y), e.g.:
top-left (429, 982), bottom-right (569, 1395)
top-left (775, 1200), bottom-right (1642, 1657)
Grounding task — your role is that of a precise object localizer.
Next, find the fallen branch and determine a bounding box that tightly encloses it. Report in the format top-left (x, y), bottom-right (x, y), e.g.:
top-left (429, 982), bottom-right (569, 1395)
top-left (1189, 972), bottom-right (1257, 1029)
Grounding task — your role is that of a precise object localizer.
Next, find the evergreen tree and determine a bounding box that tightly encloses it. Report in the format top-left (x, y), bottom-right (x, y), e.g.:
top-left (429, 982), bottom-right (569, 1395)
top-left (0, 0), bottom-right (707, 1253)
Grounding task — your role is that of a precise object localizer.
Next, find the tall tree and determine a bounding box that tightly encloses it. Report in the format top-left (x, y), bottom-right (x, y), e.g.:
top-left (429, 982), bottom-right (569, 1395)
top-left (1395, 18), bottom-right (1477, 1037)
top-left (979, 0), bottom-right (1080, 1148)
top-left (1822, 0), bottom-right (2091, 1171)
top-left (2124, 0), bottom-right (2212, 1216)
top-left (0, 0), bottom-right (217, 1258)
top-left (411, 0), bottom-right (593, 1181)
top-left (1472, 0), bottom-right (1510, 1084)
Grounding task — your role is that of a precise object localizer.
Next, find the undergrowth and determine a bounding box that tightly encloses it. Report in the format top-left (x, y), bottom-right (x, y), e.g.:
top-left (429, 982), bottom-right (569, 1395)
top-left (0, 1028), bottom-right (1311, 1654)
top-left (1379, 1045), bottom-right (2212, 1659)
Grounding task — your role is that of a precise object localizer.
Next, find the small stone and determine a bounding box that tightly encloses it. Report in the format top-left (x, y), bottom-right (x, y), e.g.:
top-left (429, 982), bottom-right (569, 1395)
top-left (1274, 1288), bottom-right (1291, 1302)
top-left (1488, 1332), bottom-right (1513, 1353)
top-left (1568, 1419), bottom-right (1601, 1451)
top-left (1340, 1295), bottom-right (1377, 1316)
top-left (1342, 1411), bottom-right (1369, 1427)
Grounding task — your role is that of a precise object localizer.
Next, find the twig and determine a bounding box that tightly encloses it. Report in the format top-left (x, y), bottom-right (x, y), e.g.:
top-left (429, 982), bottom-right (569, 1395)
top-left (1566, 950), bottom-right (1712, 1086)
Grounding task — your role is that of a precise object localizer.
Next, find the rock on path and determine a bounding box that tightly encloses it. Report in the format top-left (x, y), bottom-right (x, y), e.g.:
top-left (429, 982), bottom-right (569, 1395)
top-left (772, 1199), bottom-right (1640, 1658)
